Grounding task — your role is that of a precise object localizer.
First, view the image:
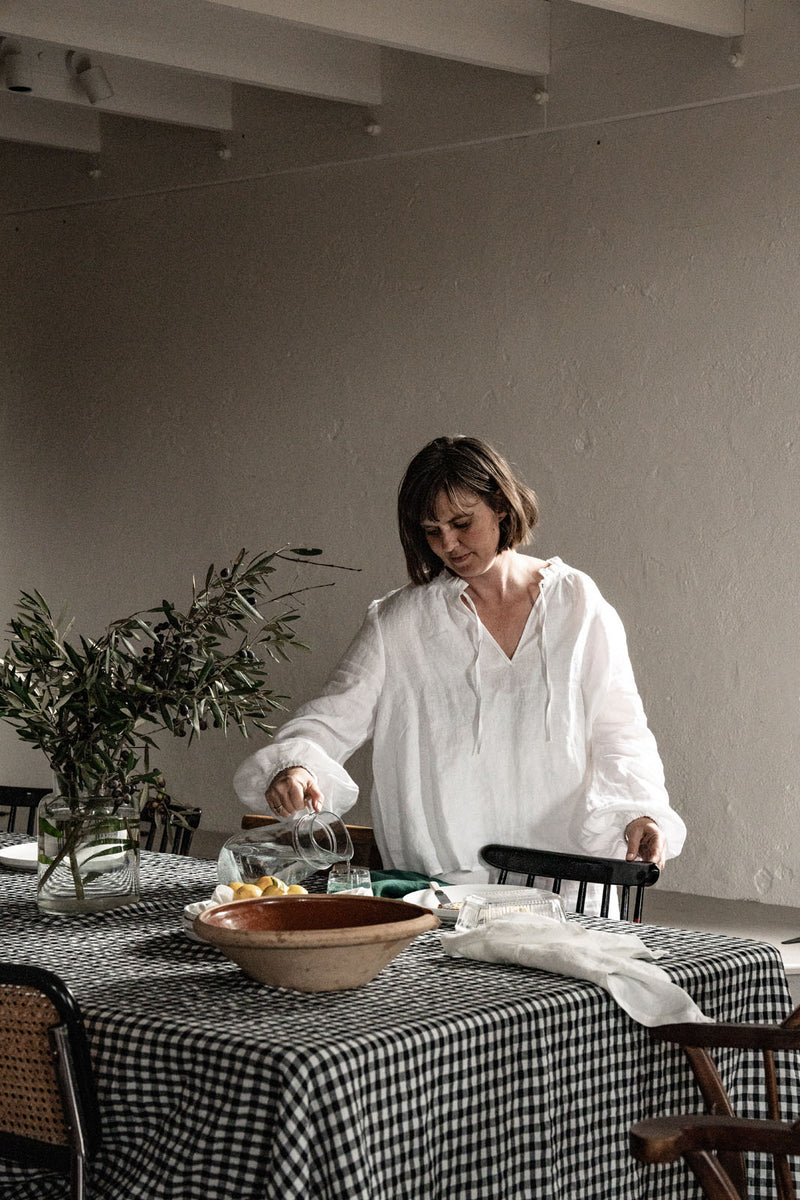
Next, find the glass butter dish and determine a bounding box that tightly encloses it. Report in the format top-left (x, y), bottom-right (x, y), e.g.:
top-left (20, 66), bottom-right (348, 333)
top-left (454, 887), bottom-right (566, 931)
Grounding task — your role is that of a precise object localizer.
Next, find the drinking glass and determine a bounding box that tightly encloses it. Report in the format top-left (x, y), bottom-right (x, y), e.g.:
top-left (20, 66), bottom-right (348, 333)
top-left (327, 862), bottom-right (373, 896)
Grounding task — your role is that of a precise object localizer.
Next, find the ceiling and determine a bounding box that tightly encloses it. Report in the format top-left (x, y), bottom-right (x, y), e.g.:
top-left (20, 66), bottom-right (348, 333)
top-left (0, 0), bottom-right (745, 155)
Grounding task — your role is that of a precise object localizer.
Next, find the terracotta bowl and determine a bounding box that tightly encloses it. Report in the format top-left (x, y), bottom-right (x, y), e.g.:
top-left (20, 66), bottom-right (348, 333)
top-left (193, 894), bottom-right (440, 992)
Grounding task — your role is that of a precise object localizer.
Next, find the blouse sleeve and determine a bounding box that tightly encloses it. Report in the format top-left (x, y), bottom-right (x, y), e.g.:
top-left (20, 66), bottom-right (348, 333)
top-left (232, 602), bottom-right (386, 816)
top-left (578, 594), bottom-right (686, 860)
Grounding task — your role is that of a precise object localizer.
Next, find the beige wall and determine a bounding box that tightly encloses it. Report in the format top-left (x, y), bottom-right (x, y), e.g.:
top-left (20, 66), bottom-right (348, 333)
top-left (2, 2), bottom-right (800, 902)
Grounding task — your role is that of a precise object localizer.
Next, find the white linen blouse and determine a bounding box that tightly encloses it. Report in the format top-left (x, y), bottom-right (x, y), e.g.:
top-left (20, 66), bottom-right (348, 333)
top-left (233, 557), bottom-right (686, 885)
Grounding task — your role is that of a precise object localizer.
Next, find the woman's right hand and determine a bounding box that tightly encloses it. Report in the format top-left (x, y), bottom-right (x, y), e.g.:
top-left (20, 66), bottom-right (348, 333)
top-left (265, 766), bottom-right (324, 816)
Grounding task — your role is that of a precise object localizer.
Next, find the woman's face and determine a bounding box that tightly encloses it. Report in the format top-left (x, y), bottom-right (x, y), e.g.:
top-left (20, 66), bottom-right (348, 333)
top-left (421, 490), bottom-right (506, 579)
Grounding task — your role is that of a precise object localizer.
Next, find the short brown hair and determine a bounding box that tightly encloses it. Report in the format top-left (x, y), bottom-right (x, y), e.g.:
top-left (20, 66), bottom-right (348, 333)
top-left (397, 436), bottom-right (539, 585)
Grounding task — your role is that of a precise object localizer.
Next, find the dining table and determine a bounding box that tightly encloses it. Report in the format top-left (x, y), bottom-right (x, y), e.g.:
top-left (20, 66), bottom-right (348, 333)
top-left (0, 830), bottom-right (798, 1200)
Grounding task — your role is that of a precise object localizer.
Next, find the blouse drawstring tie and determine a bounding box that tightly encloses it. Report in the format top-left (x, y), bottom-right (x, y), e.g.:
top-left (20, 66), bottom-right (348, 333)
top-left (460, 590), bottom-right (485, 754)
top-left (460, 572), bottom-right (552, 751)
top-left (539, 580), bottom-right (552, 743)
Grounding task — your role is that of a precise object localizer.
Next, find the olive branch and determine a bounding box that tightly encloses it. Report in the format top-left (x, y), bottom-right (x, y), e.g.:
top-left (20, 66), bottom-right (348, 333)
top-left (0, 547), bottom-right (350, 804)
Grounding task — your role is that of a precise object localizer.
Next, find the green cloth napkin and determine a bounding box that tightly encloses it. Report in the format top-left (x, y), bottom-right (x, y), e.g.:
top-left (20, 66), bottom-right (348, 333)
top-left (369, 870), bottom-right (451, 899)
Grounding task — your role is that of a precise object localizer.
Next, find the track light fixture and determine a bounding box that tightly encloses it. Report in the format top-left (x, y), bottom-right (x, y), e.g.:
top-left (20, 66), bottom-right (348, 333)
top-left (1, 39), bottom-right (34, 93)
top-left (66, 50), bottom-right (114, 104)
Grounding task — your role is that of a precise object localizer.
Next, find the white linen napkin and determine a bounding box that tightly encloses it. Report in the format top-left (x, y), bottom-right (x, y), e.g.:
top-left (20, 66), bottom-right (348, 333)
top-left (441, 913), bottom-right (711, 1026)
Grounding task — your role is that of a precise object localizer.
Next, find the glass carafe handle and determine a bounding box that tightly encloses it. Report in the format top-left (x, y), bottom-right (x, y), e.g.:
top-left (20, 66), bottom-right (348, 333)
top-left (292, 810), bottom-right (353, 869)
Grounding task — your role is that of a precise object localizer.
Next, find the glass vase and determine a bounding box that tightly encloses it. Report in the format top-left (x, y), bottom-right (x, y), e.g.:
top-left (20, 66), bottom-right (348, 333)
top-left (37, 793), bottom-right (141, 915)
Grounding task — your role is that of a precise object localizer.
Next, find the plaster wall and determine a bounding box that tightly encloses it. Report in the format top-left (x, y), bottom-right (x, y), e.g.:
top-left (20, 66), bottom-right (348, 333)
top-left (2, 13), bottom-right (800, 903)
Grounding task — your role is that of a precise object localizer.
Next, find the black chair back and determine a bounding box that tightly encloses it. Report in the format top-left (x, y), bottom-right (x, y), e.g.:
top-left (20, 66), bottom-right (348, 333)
top-left (140, 798), bottom-right (201, 856)
top-left (0, 961), bottom-right (101, 1200)
top-left (480, 843), bottom-right (660, 921)
top-left (0, 786), bottom-right (52, 836)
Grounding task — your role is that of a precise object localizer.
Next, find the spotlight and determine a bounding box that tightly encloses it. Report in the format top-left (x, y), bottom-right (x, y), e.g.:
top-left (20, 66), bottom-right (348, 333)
top-left (66, 50), bottom-right (114, 104)
top-left (1, 40), bottom-right (33, 93)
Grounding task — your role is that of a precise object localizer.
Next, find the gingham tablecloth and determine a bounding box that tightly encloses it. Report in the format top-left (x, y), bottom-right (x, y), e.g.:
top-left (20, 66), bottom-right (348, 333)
top-left (0, 835), bottom-right (797, 1200)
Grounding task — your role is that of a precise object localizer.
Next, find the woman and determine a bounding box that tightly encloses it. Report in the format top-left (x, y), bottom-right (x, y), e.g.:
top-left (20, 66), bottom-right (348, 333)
top-left (234, 436), bottom-right (685, 898)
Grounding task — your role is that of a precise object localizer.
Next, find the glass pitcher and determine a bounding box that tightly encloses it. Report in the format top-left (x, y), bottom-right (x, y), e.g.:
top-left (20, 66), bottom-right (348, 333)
top-left (217, 809), bottom-right (354, 887)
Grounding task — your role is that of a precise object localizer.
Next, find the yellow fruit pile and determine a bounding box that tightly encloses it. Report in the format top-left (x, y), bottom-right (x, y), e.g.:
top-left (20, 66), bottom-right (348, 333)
top-left (227, 876), bottom-right (308, 900)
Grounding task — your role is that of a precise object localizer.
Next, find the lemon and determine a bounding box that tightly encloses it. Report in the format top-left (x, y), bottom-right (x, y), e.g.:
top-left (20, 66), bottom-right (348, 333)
top-left (228, 881), bottom-right (246, 893)
top-left (236, 884), bottom-right (263, 900)
top-left (255, 875), bottom-right (278, 890)
top-left (261, 884), bottom-right (288, 897)
top-left (285, 884), bottom-right (308, 895)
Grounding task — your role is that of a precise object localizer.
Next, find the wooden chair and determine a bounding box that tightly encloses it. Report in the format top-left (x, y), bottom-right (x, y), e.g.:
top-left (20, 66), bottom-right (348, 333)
top-left (0, 786), bottom-right (52, 836)
top-left (630, 1008), bottom-right (800, 1198)
top-left (140, 796), bottom-right (201, 856)
top-left (0, 961), bottom-right (102, 1200)
top-left (479, 843), bottom-right (660, 921)
top-left (241, 814), bottom-right (384, 870)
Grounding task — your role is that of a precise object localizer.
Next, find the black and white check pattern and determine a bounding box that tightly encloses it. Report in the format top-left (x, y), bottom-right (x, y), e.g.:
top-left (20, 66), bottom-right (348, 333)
top-left (0, 834), bottom-right (797, 1200)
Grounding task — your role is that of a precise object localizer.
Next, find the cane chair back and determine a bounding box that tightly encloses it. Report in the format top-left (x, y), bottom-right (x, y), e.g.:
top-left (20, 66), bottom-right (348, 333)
top-left (631, 1006), bottom-right (800, 1198)
top-left (141, 796), bottom-right (201, 856)
top-left (0, 786), bottom-right (52, 836)
top-left (241, 814), bottom-right (384, 870)
top-left (0, 962), bottom-right (101, 1200)
top-left (479, 843), bottom-right (660, 921)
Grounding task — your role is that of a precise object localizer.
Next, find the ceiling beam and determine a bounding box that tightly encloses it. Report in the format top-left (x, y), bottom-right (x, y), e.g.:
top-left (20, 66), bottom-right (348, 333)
top-left (0, 0), bottom-right (382, 105)
top-left (208, 0), bottom-right (551, 75)
top-left (567, 0), bottom-right (744, 38)
top-left (0, 38), bottom-right (233, 130)
top-left (0, 93), bottom-right (100, 150)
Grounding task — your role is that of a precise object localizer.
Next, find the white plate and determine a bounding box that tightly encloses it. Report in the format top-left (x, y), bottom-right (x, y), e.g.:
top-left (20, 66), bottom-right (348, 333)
top-left (183, 900), bottom-right (215, 943)
top-left (183, 886), bottom-right (237, 942)
top-left (0, 842), bottom-right (39, 872)
top-left (0, 841), bottom-right (128, 874)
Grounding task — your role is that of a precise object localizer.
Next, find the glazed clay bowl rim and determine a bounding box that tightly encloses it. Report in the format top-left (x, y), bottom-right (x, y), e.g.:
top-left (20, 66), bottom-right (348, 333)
top-left (194, 893), bottom-right (440, 948)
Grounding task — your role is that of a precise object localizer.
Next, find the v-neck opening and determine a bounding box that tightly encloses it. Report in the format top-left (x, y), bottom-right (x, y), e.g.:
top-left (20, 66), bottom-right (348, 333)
top-left (459, 559), bottom-right (554, 664)
top-left (480, 591), bottom-right (541, 663)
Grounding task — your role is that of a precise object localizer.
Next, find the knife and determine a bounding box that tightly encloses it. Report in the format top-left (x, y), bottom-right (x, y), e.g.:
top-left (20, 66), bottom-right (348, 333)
top-left (429, 883), bottom-right (454, 908)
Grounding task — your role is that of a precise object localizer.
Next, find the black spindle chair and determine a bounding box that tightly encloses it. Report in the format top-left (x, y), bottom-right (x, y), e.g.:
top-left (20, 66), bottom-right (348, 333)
top-left (140, 796), bottom-right (201, 856)
top-left (480, 843), bottom-right (660, 922)
top-left (0, 786), bottom-right (52, 836)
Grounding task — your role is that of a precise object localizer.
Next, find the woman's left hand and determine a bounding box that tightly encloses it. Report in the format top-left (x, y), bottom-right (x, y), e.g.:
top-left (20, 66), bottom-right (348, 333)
top-left (624, 817), bottom-right (666, 871)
